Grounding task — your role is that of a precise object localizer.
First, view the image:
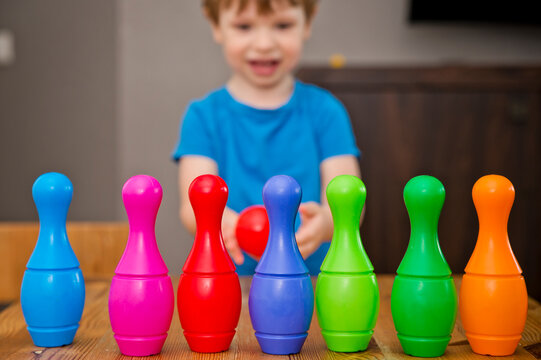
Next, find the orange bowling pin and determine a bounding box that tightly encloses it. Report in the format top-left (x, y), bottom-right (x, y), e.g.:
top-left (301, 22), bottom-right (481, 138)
top-left (459, 175), bottom-right (527, 356)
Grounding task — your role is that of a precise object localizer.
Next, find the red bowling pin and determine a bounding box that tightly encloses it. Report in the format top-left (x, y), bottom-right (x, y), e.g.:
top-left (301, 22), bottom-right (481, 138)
top-left (108, 175), bottom-right (174, 356)
top-left (178, 175), bottom-right (242, 352)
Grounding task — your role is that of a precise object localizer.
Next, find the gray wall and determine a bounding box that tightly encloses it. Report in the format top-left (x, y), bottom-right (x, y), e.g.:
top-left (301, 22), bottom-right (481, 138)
top-left (2, 0), bottom-right (541, 274)
top-left (0, 0), bottom-right (117, 221)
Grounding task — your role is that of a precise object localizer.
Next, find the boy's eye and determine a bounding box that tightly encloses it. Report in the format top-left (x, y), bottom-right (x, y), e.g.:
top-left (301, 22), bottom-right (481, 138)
top-left (234, 23), bottom-right (252, 31)
top-left (275, 22), bottom-right (294, 30)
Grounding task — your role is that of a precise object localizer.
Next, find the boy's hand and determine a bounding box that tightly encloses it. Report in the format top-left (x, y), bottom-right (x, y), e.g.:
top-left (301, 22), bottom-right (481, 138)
top-left (296, 202), bottom-right (333, 259)
top-left (222, 208), bottom-right (244, 265)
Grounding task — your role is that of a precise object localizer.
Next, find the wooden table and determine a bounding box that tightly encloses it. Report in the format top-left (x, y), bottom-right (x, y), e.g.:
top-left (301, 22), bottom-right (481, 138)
top-left (1, 275), bottom-right (540, 359)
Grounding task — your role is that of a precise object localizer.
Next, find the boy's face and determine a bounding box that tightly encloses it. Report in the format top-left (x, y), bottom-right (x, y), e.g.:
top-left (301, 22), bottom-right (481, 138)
top-left (211, 0), bottom-right (312, 89)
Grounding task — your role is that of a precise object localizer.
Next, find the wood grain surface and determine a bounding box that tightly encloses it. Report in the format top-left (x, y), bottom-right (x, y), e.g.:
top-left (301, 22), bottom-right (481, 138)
top-left (0, 275), bottom-right (539, 359)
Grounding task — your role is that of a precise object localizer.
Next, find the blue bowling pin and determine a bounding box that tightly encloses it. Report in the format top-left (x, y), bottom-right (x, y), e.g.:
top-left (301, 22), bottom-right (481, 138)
top-left (248, 175), bottom-right (314, 355)
top-left (21, 173), bottom-right (85, 347)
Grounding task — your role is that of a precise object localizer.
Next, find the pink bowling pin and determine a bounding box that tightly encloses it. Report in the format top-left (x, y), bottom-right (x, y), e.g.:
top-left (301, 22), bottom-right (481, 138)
top-left (108, 175), bottom-right (174, 356)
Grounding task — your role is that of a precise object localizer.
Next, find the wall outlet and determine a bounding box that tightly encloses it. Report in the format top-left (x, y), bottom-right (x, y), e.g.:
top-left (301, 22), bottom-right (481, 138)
top-left (0, 29), bottom-right (15, 66)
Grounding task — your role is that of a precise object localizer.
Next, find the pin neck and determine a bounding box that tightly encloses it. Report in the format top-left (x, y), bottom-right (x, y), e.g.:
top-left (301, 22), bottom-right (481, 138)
top-left (466, 175), bottom-right (522, 275)
top-left (397, 215), bottom-right (451, 277)
top-left (267, 220), bottom-right (297, 253)
top-left (127, 216), bottom-right (156, 233)
top-left (116, 175), bottom-right (169, 276)
top-left (409, 216), bottom-right (440, 248)
top-left (183, 226), bottom-right (236, 274)
top-left (182, 195), bottom-right (235, 274)
top-left (256, 175), bottom-right (307, 275)
top-left (183, 175), bottom-right (236, 274)
top-left (399, 176), bottom-right (450, 277)
top-left (465, 203), bottom-right (521, 275)
top-left (477, 214), bottom-right (509, 236)
top-left (192, 198), bottom-right (232, 259)
top-left (322, 199), bottom-right (373, 273)
top-left (27, 216), bottom-right (79, 270)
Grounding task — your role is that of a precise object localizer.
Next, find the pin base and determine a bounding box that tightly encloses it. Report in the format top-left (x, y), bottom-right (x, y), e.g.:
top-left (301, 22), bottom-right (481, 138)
top-left (397, 333), bottom-right (450, 357)
top-left (114, 333), bottom-right (167, 356)
top-left (255, 332), bottom-right (307, 355)
top-left (321, 330), bottom-right (373, 352)
top-left (466, 333), bottom-right (521, 356)
top-left (184, 331), bottom-right (235, 353)
top-left (28, 324), bottom-right (78, 347)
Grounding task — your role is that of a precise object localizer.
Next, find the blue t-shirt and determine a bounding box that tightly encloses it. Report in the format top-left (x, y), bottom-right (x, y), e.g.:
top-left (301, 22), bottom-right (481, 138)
top-left (172, 80), bottom-right (360, 275)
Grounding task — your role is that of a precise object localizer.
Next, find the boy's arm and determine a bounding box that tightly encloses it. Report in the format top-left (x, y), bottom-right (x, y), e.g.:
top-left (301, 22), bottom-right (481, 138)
top-left (178, 155), bottom-right (245, 264)
top-left (296, 154), bottom-right (361, 258)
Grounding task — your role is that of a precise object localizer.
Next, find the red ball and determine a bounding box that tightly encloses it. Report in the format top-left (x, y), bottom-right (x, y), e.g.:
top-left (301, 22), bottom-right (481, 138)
top-left (236, 205), bottom-right (269, 258)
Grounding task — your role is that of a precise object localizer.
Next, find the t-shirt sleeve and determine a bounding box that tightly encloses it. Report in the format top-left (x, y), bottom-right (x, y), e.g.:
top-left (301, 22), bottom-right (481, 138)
top-left (316, 94), bottom-right (361, 160)
top-left (171, 102), bottom-right (215, 162)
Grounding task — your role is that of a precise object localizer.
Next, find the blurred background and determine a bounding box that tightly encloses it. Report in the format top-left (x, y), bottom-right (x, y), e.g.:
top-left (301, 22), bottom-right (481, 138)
top-left (1, 1), bottom-right (540, 301)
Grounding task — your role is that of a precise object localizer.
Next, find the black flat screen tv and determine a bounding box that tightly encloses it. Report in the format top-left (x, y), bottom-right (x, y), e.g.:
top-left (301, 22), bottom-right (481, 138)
top-left (409, 0), bottom-right (541, 26)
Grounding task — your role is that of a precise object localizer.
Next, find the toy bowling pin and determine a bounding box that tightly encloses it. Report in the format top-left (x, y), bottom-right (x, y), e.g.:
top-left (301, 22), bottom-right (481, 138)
top-left (391, 175), bottom-right (457, 357)
top-left (316, 175), bottom-right (379, 352)
top-left (108, 175), bottom-right (174, 356)
top-left (236, 205), bottom-right (269, 258)
top-left (459, 175), bottom-right (527, 356)
top-left (21, 172), bottom-right (85, 347)
top-left (249, 175), bottom-right (314, 355)
top-left (177, 175), bottom-right (241, 352)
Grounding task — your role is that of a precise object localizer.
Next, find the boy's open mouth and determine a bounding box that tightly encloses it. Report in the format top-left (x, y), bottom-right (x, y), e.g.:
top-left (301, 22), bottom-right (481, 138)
top-left (248, 60), bottom-right (280, 76)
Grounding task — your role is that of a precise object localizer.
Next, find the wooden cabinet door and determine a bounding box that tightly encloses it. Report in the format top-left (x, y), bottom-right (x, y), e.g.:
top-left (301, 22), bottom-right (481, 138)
top-left (298, 67), bottom-right (541, 300)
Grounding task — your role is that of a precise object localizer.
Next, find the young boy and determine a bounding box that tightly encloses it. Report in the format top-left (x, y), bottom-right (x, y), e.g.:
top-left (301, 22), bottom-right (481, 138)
top-left (172, 0), bottom-right (361, 275)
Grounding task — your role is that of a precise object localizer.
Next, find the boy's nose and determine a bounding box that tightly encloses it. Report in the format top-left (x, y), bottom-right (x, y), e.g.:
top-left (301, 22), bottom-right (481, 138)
top-left (252, 29), bottom-right (275, 52)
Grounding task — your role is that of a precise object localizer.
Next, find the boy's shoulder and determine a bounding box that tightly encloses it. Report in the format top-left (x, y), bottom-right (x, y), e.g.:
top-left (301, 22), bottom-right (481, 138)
top-left (296, 80), bottom-right (330, 96)
top-left (187, 87), bottom-right (227, 111)
top-left (295, 80), bottom-right (345, 110)
top-left (295, 80), bottom-right (331, 96)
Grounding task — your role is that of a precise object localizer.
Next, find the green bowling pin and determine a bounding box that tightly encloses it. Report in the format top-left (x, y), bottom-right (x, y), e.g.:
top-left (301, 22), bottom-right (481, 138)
top-left (316, 175), bottom-right (379, 352)
top-left (391, 175), bottom-right (457, 357)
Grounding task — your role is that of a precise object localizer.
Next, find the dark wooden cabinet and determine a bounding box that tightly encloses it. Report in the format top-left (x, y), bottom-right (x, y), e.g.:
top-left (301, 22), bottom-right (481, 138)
top-left (298, 66), bottom-right (541, 300)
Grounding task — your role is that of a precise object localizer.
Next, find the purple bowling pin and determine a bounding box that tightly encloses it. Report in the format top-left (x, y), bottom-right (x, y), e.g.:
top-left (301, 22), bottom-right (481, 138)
top-left (108, 175), bottom-right (174, 356)
top-left (248, 175), bottom-right (314, 355)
